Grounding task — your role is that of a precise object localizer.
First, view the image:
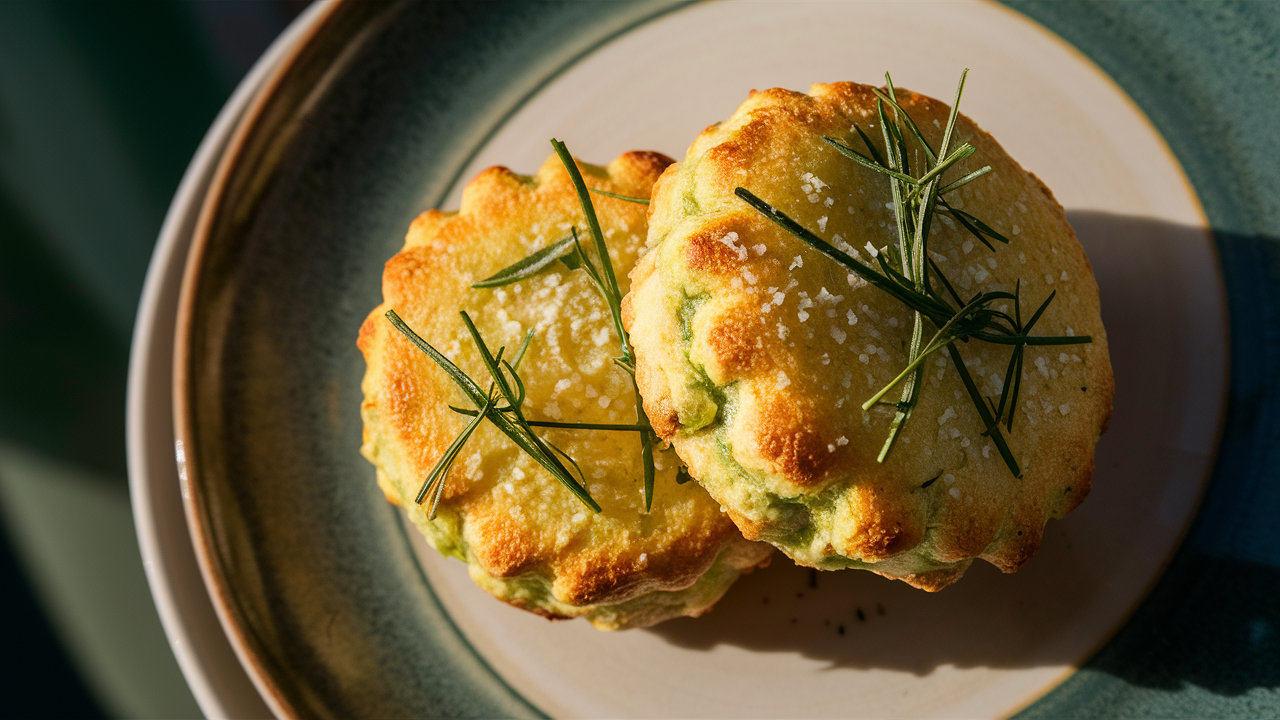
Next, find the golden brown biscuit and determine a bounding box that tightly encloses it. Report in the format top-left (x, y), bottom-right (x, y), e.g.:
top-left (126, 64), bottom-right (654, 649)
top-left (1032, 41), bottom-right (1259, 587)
top-left (359, 151), bottom-right (771, 629)
top-left (624, 82), bottom-right (1113, 590)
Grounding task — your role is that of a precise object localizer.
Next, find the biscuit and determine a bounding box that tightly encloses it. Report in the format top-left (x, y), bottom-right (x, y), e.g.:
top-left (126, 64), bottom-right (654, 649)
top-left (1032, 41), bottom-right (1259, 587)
top-left (359, 151), bottom-right (771, 629)
top-left (624, 82), bottom-right (1113, 589)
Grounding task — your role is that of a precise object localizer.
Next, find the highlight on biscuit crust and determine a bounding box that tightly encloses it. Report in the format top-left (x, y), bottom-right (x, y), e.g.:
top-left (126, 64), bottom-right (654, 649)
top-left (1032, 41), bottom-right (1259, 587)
top-left (358, 149), bottom-right (771, 629)
top-left (624, 79), bottom-right (1113, 590)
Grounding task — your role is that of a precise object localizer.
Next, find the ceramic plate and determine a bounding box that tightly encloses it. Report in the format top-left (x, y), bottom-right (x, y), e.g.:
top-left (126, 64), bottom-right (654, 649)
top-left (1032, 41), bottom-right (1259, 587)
top-left (161, 1), bottom-right (1275, 717)
top-left (127, 3), bottom-right (332, 717)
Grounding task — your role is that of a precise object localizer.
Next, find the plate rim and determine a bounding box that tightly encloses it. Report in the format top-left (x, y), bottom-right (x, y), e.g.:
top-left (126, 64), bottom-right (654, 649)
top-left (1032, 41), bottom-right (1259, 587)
top-left (169, 1), bottom-right (348, 717)
top-left (126, 1), bottom-right (338, 717)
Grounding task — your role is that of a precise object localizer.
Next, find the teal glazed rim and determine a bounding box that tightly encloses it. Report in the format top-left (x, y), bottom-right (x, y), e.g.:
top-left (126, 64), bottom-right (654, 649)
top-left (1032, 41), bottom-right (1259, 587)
top-left (1010, 2), bottom-right (1280, 717)
top-left (174, 2), bottom-right (1280, 717)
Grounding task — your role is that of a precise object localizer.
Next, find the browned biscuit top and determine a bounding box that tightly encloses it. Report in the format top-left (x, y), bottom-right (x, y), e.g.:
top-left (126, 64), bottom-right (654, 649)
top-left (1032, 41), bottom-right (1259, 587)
top-left (625, 82), bottom-right (1113, 589)
top-left (359, 151), bottom-right (770, 628)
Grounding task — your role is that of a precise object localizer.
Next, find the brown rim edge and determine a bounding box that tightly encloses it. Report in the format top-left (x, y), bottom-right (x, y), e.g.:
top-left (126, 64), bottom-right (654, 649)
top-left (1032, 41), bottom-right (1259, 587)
top-left (173, 1), bottom-right (348, 717)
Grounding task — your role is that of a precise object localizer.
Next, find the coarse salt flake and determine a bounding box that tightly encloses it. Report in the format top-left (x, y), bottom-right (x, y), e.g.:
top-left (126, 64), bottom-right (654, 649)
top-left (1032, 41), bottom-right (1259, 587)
top-left (817, 287), bottom-right (843, 304)
top-left (1035, 355), bottom-right (1050, 378)
top-left (801, 172), bottom-right (827, 190)
top-left (718, 231), bottom-right (748, 261)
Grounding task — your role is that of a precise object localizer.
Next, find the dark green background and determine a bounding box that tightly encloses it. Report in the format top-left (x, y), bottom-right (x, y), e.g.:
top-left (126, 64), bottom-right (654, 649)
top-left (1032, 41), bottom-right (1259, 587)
top-left (0, 2), bottom-right (302, 717)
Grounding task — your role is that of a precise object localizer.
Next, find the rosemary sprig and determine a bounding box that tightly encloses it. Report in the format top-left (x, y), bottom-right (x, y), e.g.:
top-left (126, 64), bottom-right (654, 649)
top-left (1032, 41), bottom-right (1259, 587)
top-left (385, 309), bottom-right (601, 518)
top-left (465, 140), bottom-right (660, 510)
top-left (446, 407), bottom-right (649, 432)
top-left (589, 188), bottom-right (650, 204)
top-left (416, 394), bottom-right (493, 507)
top-left (472, 235), bottom-right (576, 288)
top-left (552, 139), bottom-right (656, 507)
top-left (878, 74), bottom-right (927, 463)
top-left (735, 70), bottom-right (1091, 477)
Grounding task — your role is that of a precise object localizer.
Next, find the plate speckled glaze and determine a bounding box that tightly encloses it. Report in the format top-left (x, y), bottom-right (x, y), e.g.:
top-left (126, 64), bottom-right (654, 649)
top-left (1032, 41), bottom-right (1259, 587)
top-left (160, 1), bottom-right (1280, 717)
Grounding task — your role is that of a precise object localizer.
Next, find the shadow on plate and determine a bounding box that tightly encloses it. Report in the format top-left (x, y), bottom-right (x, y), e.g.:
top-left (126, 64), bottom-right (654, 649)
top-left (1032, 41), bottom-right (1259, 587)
top-left (645, 212), bottom-right (1275, 692)
top-left (1028, 214), bottom-right (1280, 709)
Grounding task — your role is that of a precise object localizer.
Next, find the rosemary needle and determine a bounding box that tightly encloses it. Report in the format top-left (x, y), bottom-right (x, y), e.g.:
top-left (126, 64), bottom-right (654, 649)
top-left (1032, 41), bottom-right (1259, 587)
top-left (589, 188), bottom-right (650, 204)
top-left (549, 139), bottom-right (658, 510)
top-left (385, 309), bottom-right (601, 514)
top-left (462, 140), bottom-right (662, 511)
top-left (736, 70), bottom-right (1091, 477)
